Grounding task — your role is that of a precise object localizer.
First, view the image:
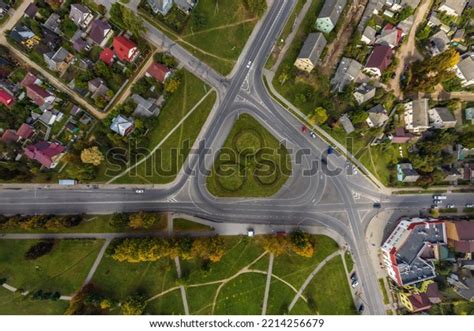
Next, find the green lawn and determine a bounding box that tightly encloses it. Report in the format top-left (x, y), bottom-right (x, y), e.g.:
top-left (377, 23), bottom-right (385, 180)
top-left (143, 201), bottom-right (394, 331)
top-left (91, 257), bottom-right (177, 301)
top-left (266, 278), bottom-right (299, 315)
top-left (358, 143), bottom-right (406, 186)
top-left (109, 76), bottom-right (215, 184)
top-left (271, 235), bottom-right (339, 289)
top-left (0, 239), bottom-right (103, 295)
top-left (379, 278), bottom-right (390, 305)
top-left (0, 288), bottom-right (68, 315)
top-left (141, 0), bottom-right (262, 75)
top-left (206, 114), bottom-right (292, 197)
top-left (302, 256), bottom-right (356, 315)
top-left (173, 218), bottom-right (214, 232)
top-left (186, 284), bottom-right (220, 314)
top-left (345, 251), bottom-right (354, 273)
top-left (146, 288), bottom-right (185, 315)
top-left (214, 272), bottom-right (266, 314)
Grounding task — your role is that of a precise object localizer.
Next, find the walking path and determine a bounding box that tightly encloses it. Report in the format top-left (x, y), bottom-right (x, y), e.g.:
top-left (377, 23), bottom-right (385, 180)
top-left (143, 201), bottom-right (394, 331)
top-left (82, 238), bottom-right (111, 287)
top-left (261, 253), bottom-right (274, 315)
top-left (288, 250), bottom-right (341, 312)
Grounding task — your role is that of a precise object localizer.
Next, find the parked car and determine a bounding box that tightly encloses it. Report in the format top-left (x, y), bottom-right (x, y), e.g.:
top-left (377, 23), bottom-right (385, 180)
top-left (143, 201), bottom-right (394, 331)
top-left (247, 228), bottom-right (255, 237)
top-left (358, 304), bottom-right (364, 313)
top-left (135, 189), bottom-right (144, 194)
top-left (310, 131), bottom-right (316, 139)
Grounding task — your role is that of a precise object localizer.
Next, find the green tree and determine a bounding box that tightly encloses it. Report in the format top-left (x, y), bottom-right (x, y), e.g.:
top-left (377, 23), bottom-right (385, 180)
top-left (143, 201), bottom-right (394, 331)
top-left (164, 77), bottom-right (180, 93)
top-left (243, 0), bottom-right (267, 17)
top-left (121, 295), bottom-right (146, 315)
top-left (308, 107), bottom-right (328, 126)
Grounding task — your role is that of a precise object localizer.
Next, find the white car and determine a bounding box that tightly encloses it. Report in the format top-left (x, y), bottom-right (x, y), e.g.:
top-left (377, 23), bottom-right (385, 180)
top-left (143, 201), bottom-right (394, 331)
top-left (247, 228), bottom-right (255, 237)
top-left (351, 279), bottom-right (359, 288)
top-left (466, 204), bottom-right (474, 208)
top-left (310, 131), bottom-right (316, 139)
top-left (446, 204), bottom-right (455, 209)
top-left (135, 189), bottom-right (145, 194)
top-left (246, 60), bottom-right (252, 69)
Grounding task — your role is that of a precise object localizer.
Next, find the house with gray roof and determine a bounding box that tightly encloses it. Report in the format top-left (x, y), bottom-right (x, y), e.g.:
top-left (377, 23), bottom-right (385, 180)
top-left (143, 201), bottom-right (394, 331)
top-left (110, 115), bottom-right (134, 136)
top-left (366, 104), bottom-right (389, 128)
top-left (397, 163), bottom-right (420, 182)
top-left (339, 114), bottom-right (355, 133)
top-left (397, 15), bottom-right (414, 36)
top-left (69, 3), bottom-right (93, 29)
top-left (174, 0), bottom-right (197, 14)
top-left (429, 30), bottom-right (450, 55)
top-left (404, 98), bottom-right (429, 133)
top-left (361, 26), bottom-right (376, 44)
top-left (428, 107), bottom-right (457, 129)
top-left (455, 56), bottom-right (474, 87)
top-left (43, 47), bottom-right (74, 74)
top-left (294, 32), bottom-right (327, 73)
top-left (88, 19), bottom-right (113, 46)
top-left (386, 0), bottom-right (421, 12)
top-left (43, 13), bottom-right (61, 34)
top-left (331, 57), bottom-right (363, 92)
top-left (315, 0), bottom-right (347, 33)
top-left (353, 83), bottom-right (376, 105)
top-left (131, 94), bottom-right (163, 117)
top-left (147, 0), bottom-right (173, 15)
top-left (438, 0), bottom-right (468, 17)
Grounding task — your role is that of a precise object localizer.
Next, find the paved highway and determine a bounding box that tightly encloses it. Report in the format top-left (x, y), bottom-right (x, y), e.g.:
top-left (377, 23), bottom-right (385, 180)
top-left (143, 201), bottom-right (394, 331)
top-left (1, 0), bottom-right (473, 315)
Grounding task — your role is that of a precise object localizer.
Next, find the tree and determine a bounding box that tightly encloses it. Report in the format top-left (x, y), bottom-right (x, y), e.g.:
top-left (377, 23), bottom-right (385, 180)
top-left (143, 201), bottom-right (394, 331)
top-left (243, 0), bottom-right (267, 17)
top-left (191, 237), bottom-right (225, 262)
top-left (25, 240), bottom-right (55, 260)
top-left (81, 147), bottom-right (104, 166)
top-left (128, 212), bottom-right (161, 229)
top-left (164, 77), bottom-right (180, 93)
top-left (110, 213), bottom-right (130, 229)
top-left (289, 230), bottom-right (314, 257)
top-left (110, 4), bottom-right (145, 38)
top-left (121, 295), bottom-right (147, 315)
top-left (257, 235), bottom-right (288, 256)
top-left (351, 110), bottom-right (369, 124)
top-left (308, 107), bottom-right (328, 126)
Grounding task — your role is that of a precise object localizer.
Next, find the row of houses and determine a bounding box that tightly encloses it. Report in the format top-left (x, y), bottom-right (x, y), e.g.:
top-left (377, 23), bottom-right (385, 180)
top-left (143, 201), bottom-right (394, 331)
top-left (147, 0), bottom-right (197, 16)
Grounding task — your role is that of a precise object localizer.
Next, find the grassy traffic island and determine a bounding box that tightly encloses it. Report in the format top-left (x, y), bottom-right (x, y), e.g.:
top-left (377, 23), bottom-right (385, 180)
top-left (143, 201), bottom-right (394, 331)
top-left (206, 114), bottom-right (292, 197)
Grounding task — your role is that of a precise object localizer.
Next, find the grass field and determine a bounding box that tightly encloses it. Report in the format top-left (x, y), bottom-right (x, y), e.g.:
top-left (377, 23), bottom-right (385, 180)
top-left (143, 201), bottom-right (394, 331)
top-left (146, 288), bottom-right (185, 315)
top-left (186, 284), bottom-right (220, 314)
top-left (0, 288), bottom-right (69, 315)
top-left (0, 240), bottom-right (103, 295)
top-left (142, 0), bottom-right (262, 75)
top-left (172, 218), bottom-right (214, 232)
top-left (302, 256), bottom-right (356, 315)
top-left (206, 114), bottom-right (291, 197)
top-left (345, 251), bottom-right (354, 272)
top-left (104, 70), bottom-right (214, 184)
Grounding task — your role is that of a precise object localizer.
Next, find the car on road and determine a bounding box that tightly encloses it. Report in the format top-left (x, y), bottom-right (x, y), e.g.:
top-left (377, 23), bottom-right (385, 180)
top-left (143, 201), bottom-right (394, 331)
top-left (466, 203), bottom-right (474, 208)
top-left (433, 199), bottom-right (442, 205)
top-left (373, 202), bottom-right (381, 209)
top-left (446, 204), bottom-right (455, 209)
top-left (352, 166), bottom-right (358, 175)
top-left (327, 146), bottom-right (334, 154)
top-left (247, 228), bottom-right (255, 237)
top-left (351, 272), bottom-right (357, 282)
top-left (351, 279), bottom-right (359, 288)
top-left (246, 60), bottom-right (252, 68)
top-left (301, 126), bottom-right (307, 133)
top-left (135, 189), bottom-right (145, 194)
top-left (433, 195), bottom-right (447, 200)
top-left (358, 304), bottom-right (364, 313)
top-left (310, 131), bottom-right (316, 139)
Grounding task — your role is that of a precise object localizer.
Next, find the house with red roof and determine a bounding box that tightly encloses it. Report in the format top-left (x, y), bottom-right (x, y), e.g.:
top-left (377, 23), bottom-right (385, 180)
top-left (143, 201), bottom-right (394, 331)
top-left (365, 44), bottom-right (393, 77)
top-left (16, 123), bottom-right (34, 140)
top-left (1, 130), bottom-right (19, 144)
top-left (21, 72), bottom-right (55, 107)
top-left (113, 36), bottom-right (139, 62)
top-left (24, 141), bottom-right (65, 168)
top-left (100, 48), bottom-right (115, 66)
top-left (0, 87), bottom-right (14, 108)
top-left (146, 62), bottom-right (171, 82)
top-left (375, 24), bottom-right (403, 49)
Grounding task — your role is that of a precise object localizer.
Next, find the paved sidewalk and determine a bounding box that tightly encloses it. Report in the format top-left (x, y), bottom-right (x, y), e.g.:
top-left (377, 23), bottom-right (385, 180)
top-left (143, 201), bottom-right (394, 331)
top-left (261, 253), bottom-right (274, 315)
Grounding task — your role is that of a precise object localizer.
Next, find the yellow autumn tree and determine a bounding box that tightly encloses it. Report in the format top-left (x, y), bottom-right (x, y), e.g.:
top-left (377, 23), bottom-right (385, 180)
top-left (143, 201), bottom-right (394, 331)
top-left (80, 146), bottom-right (104, 166)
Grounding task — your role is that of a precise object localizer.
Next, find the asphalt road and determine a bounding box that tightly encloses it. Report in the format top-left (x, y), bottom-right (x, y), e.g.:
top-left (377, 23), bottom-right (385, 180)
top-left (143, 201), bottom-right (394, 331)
top-left (1, 0), bottom-right (473, 315)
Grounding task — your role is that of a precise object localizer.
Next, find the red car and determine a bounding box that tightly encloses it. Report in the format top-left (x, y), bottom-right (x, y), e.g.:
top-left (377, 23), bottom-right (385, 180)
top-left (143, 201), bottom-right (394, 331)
top-left (301, 126), bottom-right (307, 133)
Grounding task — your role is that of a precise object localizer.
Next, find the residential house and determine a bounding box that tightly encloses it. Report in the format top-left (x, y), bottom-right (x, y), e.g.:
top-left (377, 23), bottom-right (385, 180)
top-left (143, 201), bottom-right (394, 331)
top-left (147, 0), bottom-right (173, 16)
top-left (331, 57), bottom-right (363, 92)
top-left (315, 0), bottom-right (347, 33)
top-left (386, 0), bottom-right (421, 12)
top-left (21, 73), bottom-right (56, 108)
top-left (397, 15), bottom-right (414, 36)
top-left (88, 77), bottom-right (110, 100)
top-left (339, 114), bottom-right (355, 134)
top-left (463, 163), bottom-right (474, 183)
top-left (99, 48), bottom-right (115, 66)
top-left (16, 123), bottom-right (34, 140)
top-left (365, 44), bottom-right (393, 77)
top-left (24, 3), bottom-right (38, 18)
top-left (38, 110), bottom-right (58, 125)
top-left (0, 87), bottom-right (15, 108)
top-left (113, 36), bottom-right (139, 62)
top-left (72, 31), bottom-right (89, 52)
top-left (131, 94), bottom-right (163, 117)
top-left (455, 56), bottom-right (474, 87)
top-left (366, 104), bottom-right (389, 128)
top-left (110, 115), bottom-right (134, 136)
top-left (353, 83), bottom-right (376, 105)
top-left (294, 32), bottom-right (327, 73)
top-left (382, 217), bottom-right (446, 286)
top-left (399, 292), bottom-right (432, 313)
top-left (24, 141), bottom-right (65, 168)
top-left (69, 3), bottom-right (94, 29)
top-left (397, 163), bottom-right (420, 182)
top-left (174, 0), bottom-right (197, 14)
top-left (43, 47), bottom-right (74, 74)
top-left (404, 98), bottom-right (429, 133)
top-left (9, 25), bottom-right (40, 49)
top-left (361, 26), bottom-right (376, 45)
top-left (443, 167), bottom-right (462, 182)
top-left (391, 127), bottom-right (413, 143)
top-left (39, 29), bottom-right (62, 54)
top-left (146, 62), bottom-right (171, 82)
top-left (375, 24), bottom-right (403, 48)
top-left (438, 0), bottom-right (468, 17)
top-left (465, 107), bottom-right (474, 124)
top-left (43, 13), bottom-right (62, 35)
top-left (429, 30), bottom-right (450, 55)
top-left (89, 19), bottom-right (113, 46)
top-left (428, 107), bottom-right (457, 128)
top-left (445, 221), bottom-right (474, 253)
top-left (452, 29), bottom-right (466, 43)
top-left (1, 130), bottom-right (18, 144)
top-left (0, 0), bottom-right (9, 16)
